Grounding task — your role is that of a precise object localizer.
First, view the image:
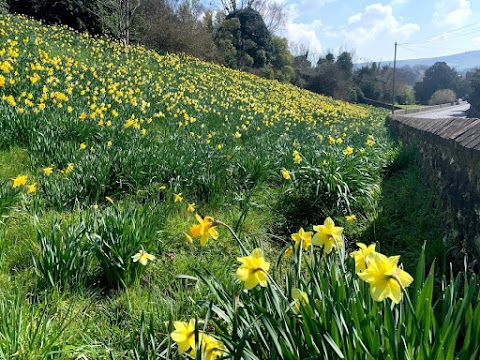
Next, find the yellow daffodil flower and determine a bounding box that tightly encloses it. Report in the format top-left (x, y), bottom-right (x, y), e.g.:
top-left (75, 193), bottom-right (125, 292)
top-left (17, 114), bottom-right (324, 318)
top-left (236, 248), bottom-right (270, 290)
top-left (281, 168), bottom-right (291, 180)
top-left (170, 319), bottom-right (196, 354)
top-left (291, 227), bottom-right (312, 250)
top-left (187, 203), bottom-right (195, 213)
top-left (291, 288), bottom-right (309, 313)
top-left (292, 150), bottom-right (302, 164)
top-left (174, 193), bottom-right (183, 202)
top-left (191, 333), bottom-right (225, 360)
top-left (43, 166), bottom-right (53, 175)
top-left (63, 163), bottom-right (74, 174)
top-left (345, 214), bottom-right (356, 222)
top-left (12, 175), bottom-right (27, 188)
top-left (312, 217), bottom-right (343, 254)
top-left (350, 242), bottom-right (376, 273)
top-left (184, 233), bottom-right (193, 244)
top-left (27, 183), bottom-right (37, 194)
top-left (190, 214), bottom-right (219, 246)
top-left (343, 146), bottom-right (354, 155)
top-left (131, 249), bottom-right (155, 266)
top-left (357, 252), bottom-right (413, 304)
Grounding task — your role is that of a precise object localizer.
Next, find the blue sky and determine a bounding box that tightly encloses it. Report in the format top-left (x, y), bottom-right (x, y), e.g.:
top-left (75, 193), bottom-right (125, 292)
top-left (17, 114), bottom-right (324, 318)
top-left (275, 0), bottom-right (480, 63)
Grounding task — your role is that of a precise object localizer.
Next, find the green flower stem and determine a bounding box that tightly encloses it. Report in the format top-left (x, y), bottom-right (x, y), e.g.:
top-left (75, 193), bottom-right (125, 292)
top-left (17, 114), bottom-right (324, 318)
top-left (215, 220), bottom-right (249, 255)
top-left (402, 287), bottom-right (428, 355)
top-left (264, 270), bottom-right (288, 301)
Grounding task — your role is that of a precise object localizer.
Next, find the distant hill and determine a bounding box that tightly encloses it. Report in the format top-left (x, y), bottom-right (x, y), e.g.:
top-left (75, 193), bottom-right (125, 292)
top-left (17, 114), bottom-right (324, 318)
top-left (357, 50), bottom-right (480, 73)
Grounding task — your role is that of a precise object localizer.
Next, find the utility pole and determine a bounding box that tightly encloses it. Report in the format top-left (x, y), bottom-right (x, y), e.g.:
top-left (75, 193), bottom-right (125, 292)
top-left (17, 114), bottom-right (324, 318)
top-left (392, 41), bottom-right (397, 114)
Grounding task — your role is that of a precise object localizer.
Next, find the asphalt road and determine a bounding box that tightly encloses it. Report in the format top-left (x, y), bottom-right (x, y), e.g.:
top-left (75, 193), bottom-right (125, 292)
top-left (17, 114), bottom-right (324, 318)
top-left (409, 102), bottom-right (471, 119)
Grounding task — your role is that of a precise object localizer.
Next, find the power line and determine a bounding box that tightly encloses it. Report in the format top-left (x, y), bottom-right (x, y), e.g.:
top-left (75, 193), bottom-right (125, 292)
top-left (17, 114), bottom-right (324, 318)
top-left (398, 43), bottom-right (479, 53)
top-left (400, 21), bottom-right (480, 45)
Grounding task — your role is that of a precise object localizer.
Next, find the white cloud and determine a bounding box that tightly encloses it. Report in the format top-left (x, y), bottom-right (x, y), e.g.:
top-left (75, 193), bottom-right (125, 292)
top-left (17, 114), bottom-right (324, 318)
top-left (285, 20), bottom-right (323, 55)
top-left (390, 0), bottom-right (409, 5)
top-left (280, 2), bottom-right (420, 62)
top-left (345, 4), bottom-right (419, 44)
top-left (287, 0), bottom-right (338, 20)
top-left (473, 37), bottom-right (480, 47)
top-left (433, 0), bottom-right (471, 28)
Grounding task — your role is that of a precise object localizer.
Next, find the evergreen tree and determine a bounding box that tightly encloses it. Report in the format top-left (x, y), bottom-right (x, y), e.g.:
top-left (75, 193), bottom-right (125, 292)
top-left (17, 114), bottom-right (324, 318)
top-left (414, 62), bottom-right (459, 104)
top-left (467, 69), bottom-right (480, 117)
top-left (220, 7), bottom-right (273, 69)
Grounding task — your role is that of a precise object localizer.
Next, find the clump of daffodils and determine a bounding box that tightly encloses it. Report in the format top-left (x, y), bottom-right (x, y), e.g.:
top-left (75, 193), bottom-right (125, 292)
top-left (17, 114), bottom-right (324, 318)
top-left (11, 175), bottom-right (28, 188)
top-left (11, 175), bottom-right (38, 194)
top-left (292, 150), bottom-right (302, 164)
top-left (350, 243), bottom-right (413, 304)
top-left (288, 217), bottom-right (344, 255)
top-left (170, 319), bottom-right (225, 359)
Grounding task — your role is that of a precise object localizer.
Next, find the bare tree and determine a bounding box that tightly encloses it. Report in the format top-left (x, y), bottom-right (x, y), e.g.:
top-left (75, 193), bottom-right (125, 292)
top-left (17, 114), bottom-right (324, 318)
top-left (290, 41), bottom-right (310, 58)
top-left (218, 0), bottom-right (255, 13)
top-left (72, 0), bottom-right (142, 50)
top-left (118, 0), bottom-right (142, 49)
top-left (252, 0), bottom-right (286, 32)
top-left (216, 0), bottom-right (286, 32)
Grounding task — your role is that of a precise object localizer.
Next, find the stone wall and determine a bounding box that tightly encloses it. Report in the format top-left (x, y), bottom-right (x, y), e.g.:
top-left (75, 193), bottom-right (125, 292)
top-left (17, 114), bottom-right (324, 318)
top-left (388, 115), bottom-right (480, 272)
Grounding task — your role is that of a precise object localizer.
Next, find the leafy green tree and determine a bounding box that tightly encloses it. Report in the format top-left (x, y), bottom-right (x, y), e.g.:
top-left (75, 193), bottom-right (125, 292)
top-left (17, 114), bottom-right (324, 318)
top-left (308, 61), bottom-right (341, 98)
top-left (354, 62), bottom-right (383, 100)
top-left (7, 0), bottom-right (113, 35)
top-left (223, 7), bottom-right (273, 69)
top-left (336, 51), bottom-right (354, 75)
top-left (428, 89), bottom-right (456, 105)
top-left (305, 51), bottom-right (355, 100)
top-left (398, 85), bottom-right (415, 105)
top-left (414, 62), bottom-right (459, 104)
top-left (0, 0), bottom-right (8, 13)
top-left (467, 69), bottom-right (480, 117)
top-left (215, 16), bottom-right (243, 68)
top-left (266, 36), bottom-right (294, 82)
top-left (291, 51), bottom-right (313, 87)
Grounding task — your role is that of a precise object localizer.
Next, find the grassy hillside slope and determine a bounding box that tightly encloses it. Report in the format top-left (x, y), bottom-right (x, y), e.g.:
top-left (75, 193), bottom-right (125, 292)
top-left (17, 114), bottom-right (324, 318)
top-left (1, 14), bottom-right (450, 359)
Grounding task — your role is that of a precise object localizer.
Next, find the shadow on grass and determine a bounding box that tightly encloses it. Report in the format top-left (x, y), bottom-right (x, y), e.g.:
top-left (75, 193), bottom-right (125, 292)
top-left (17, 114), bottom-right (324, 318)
top-left (360, 146), bottom-right (447, 275)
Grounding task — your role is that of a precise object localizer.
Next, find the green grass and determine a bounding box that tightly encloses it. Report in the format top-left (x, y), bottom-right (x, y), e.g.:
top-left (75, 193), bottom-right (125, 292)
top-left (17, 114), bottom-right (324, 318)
top-left (396, 104), bottom-right (431, 110)
top-left (360, 146), bottom-right (447, 275)
top-left (0, 13), bottom-right (475, 359)
top-left (0, 147), bottom-right (31, 179)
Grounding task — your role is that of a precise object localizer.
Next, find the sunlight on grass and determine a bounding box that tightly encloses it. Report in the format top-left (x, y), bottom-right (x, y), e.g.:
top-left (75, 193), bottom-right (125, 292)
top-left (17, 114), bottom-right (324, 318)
top-left (0, 147), bottom-right (31, 180)
top-left (0, 13), bottom-right (475, 359)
